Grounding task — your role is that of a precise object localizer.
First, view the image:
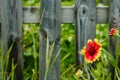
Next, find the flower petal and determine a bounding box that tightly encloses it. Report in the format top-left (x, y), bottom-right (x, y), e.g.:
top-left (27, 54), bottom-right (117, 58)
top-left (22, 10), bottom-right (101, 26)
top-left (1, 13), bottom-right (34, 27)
top-left (81, 39), bottom-right (102, 63)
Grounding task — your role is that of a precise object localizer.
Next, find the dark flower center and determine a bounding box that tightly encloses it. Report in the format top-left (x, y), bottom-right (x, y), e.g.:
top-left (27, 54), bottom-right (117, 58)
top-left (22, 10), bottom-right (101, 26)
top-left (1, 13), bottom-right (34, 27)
top-left (88, 47), bottom-right (96, 56)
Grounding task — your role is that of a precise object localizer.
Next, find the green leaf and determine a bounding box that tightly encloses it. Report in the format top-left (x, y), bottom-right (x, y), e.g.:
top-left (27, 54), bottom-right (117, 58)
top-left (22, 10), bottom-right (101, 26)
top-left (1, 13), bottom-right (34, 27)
top-left (116, 28), bottom-right (120, 56)
top-left (4, 43), bottom-right (14, 71)
top-left (106, 73), bottom-right (111, 80)
top-left (102, 48), bottom-right (117, 67)
top-left (115, 68), bottom-right (120, 80)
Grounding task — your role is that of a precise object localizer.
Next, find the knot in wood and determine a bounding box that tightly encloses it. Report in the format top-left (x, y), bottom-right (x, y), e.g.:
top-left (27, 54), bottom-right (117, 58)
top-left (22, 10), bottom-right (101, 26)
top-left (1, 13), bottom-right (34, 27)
top-left (79, 6), bottom-right (88, 16)
top-left (10, 32), bottom-right (22, 43)
top-left (111, 16), bottom-right (120, 28)
top-left (30, 7), bottom-right (37, 13)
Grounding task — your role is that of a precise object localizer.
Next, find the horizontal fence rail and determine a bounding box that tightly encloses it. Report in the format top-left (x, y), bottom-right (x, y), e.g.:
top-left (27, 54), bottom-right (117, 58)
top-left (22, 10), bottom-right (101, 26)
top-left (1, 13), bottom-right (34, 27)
top-left (24, 6), bottom-right (108, 24)
top-left (0, 6), bottom-right (109, 24)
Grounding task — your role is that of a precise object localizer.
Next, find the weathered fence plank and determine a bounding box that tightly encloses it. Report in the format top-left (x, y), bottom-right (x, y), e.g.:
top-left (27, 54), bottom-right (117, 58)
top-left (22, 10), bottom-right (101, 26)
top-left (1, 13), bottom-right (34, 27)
top-left (109, 0), bottom-right (120, 79)
top-left (0, 6), bottom-right (108, 24)
top-left (23, 6), bottom-right (108, 24)
top-left (1, 0), bottom-right (23, 79)
top-left (75, 0), bottom-right (96, 67)
top-left (0, 0), bottom-right (2, 79)
top-left (96, 6), bottom-right (109, 23)
top-left (39, 0), bottom-right (61, 80)
top-left (61, 6), bottom-right (74, 23)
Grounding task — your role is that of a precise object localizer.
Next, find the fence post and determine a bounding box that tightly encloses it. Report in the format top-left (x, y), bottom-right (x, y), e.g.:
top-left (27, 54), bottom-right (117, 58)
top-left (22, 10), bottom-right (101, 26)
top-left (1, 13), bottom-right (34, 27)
top-left (39, 0), bottom-right (61, 80)
top-left (109, 0), bottom-right (120, 79)
top-left (1, 0), bottom-right (23, 80)
top-left (0, 0), bottom-right (2, 79)
top-left (75, 0), bottom-right (96, 68)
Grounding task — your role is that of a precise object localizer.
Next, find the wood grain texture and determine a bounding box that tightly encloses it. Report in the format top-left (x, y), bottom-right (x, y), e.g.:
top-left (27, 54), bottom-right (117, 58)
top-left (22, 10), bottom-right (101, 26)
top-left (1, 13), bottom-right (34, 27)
top-left (0, 6), bottom-right (107, 23)
top-left (61, 6), bottom-right (75, 23)
top-left (39, 0), bottom-right (61, 80)
top-left (109, 0), bottom-right (120, 79)
top-left (1, 0), bottom-right (23, 79)
top-left (75, 0), bottom-right (96, 67)
top-left (23, 6), bottom-right (40, 23)
top-left (97, 6), bottom-right (109, 23)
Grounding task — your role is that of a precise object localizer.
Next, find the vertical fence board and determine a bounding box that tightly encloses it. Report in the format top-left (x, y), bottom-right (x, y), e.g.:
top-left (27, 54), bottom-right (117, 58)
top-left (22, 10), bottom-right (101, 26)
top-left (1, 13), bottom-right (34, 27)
top-left (39, 0), bottom-right (61, 80)
top-left (109, 0), bottom-right (120, 79)
top-left (0, 0), bottom-right (2, 80)
top-left (75, 0), bottom-right (96, 67)
top-left (0, 0), bottom-right (2, 79)
top-left (1, 0), bottom-right (23, 79)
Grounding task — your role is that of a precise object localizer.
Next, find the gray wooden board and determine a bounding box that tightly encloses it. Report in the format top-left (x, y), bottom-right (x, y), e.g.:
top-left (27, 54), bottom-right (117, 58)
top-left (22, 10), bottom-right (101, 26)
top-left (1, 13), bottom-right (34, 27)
top-left (75, 0), bottom-right (96, 67)
top-left (0, 6), bottom-right (109, 24)
top-left (1, 0), bottom-right (23, 79)
top-left (39, 0), bottom-right (61, 80)
top-left (108, 0), bottom-right (120, 79)
top-left (0, 0), bottom-right (2, 79)
top-left (23, 6), bottom-right (108, 24)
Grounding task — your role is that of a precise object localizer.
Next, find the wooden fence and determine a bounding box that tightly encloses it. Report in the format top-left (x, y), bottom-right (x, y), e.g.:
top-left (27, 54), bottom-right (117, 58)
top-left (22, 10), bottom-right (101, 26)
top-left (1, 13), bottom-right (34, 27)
top-left (0, 0), bottom-right (120, 80)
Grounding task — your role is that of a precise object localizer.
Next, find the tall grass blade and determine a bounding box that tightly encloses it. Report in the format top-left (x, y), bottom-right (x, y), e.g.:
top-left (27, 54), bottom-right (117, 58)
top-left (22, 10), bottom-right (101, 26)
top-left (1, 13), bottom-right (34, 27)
top-left (49, 48), bottom-right (61, 73)
top-left (115, 68), bottom-right (120, 80)
top-left (3, 43), bottom-right (14, 78)
top-left (46, 36), bottom-right (49, 70)
top-left (44, 39), bottom-right (61, 80)
top-left (102, 48), bottom-right (117, 67)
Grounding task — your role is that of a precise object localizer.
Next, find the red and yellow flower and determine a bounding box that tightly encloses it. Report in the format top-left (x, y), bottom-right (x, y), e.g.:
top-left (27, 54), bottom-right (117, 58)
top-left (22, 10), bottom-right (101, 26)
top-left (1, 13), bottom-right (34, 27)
top-left (109, 28), bottom-right (117, 36)
top-left (81, 39), bottom-right (102, 63)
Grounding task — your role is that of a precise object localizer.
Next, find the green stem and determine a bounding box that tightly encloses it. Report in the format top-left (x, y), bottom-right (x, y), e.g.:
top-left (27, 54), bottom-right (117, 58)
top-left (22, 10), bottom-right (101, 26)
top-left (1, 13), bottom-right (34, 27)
top-left (117, 34), bottom-right (120, 38)
top-left (84, 61), bottom-right (90, 80)
top-left (88, 66), bottom-right (95, 80)
top-left (30, 24), bottom-right (37, 73)
top-left (101, 37), bottom-right (108, 44)
top-left (60, 64), bottom-right (74, 77)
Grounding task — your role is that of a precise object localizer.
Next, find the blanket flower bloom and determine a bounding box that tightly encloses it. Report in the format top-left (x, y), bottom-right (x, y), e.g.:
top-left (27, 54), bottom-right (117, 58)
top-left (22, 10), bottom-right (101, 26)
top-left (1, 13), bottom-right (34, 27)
top-left (109, 28), bottom-right (117, 36)
top-left (81, 39), bottom-right (102, 63)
